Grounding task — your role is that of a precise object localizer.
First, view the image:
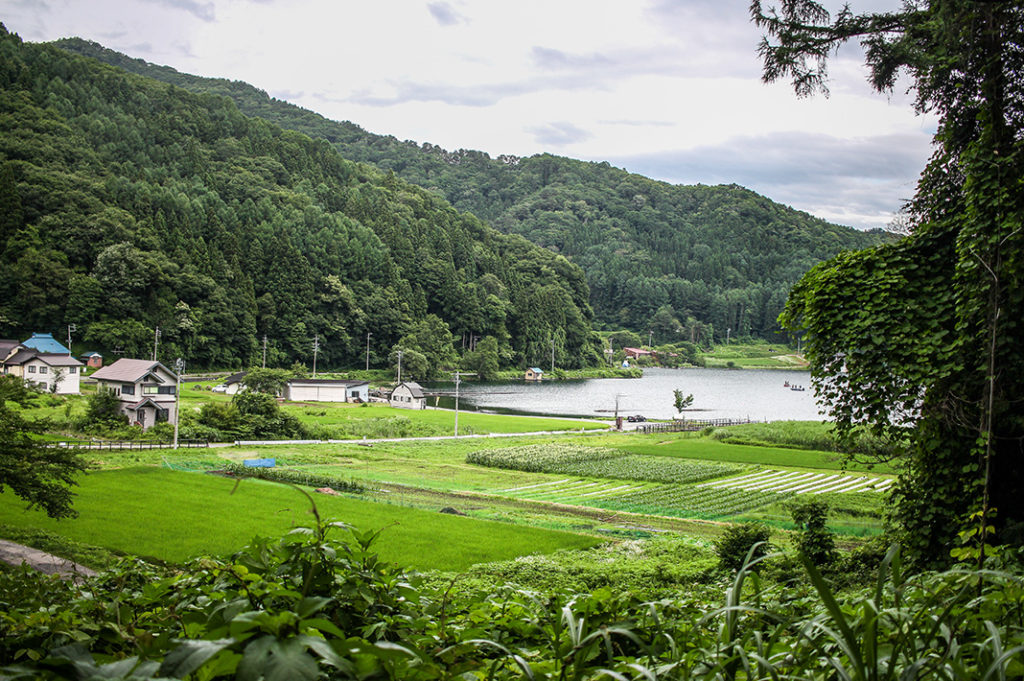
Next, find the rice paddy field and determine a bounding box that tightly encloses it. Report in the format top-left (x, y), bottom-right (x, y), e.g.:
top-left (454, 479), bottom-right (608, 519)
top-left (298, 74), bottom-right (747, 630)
top-left (0, 468), bottom-right (601, 570)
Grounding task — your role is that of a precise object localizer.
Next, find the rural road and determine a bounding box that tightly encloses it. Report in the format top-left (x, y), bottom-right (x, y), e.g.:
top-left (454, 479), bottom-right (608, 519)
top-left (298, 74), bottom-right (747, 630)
top-left (0, 539), bottom-right (97, 581)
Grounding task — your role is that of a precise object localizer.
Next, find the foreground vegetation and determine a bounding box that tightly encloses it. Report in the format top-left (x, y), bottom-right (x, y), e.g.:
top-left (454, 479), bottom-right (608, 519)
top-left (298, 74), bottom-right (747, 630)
top-left (1, 515), bottom-right (1021, 680)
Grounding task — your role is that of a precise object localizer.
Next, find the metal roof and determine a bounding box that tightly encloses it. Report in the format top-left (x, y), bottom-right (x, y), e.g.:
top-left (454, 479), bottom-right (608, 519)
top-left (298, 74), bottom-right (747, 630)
top-left (21, 333), bottom-right (71, 354)
top-left (287, 379), bottom-right (369, 386)
top-left (90, 358), bottom-right (177, 383)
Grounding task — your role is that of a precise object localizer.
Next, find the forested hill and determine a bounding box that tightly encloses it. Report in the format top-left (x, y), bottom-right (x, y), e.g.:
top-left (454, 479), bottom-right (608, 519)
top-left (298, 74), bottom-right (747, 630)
top-left (55, 37), bottom-right (888, 342)
top-left (0, 25), bottom-right (601, 371)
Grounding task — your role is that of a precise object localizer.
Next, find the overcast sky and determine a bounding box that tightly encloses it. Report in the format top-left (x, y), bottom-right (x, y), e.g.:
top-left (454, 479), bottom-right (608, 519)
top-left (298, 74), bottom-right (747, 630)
top-left (1, 0), bottom-right (935, 230)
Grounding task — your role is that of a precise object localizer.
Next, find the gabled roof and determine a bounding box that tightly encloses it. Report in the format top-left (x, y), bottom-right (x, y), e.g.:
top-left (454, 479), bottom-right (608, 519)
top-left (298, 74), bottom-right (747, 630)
top-left (90, 358), bottom-right (177, 383)
top-left (80, 351), bottom-right (103, 358)
top-left (22, 333), bottom-right (71, 355)
top-left (396, 381), bottom-right (425, 398)
top-left (36, 353), bottom-right (84, 367)
top-left (2, 350), bottom-right (82, 367)
top-left (0, 340), bottom-right (21, 360)
top-left (224, 371), bottom-right (247, 385)
top-left (528, 367), bottom-right (544, 373)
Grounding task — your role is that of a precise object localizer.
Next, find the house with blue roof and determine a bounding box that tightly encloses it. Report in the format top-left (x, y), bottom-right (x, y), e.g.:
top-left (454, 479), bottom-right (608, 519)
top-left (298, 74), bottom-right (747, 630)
top-left (22, 332), bottom-right (71, 355)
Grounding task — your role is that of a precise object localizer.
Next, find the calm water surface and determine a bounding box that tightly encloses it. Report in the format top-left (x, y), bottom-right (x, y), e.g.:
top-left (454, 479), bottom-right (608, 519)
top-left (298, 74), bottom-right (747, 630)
top-left (428, 367), bottom-right (826, 422)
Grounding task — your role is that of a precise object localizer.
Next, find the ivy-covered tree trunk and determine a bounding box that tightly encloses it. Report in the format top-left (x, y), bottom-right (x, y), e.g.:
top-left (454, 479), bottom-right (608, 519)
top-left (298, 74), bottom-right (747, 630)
top-left (758, 0), bottom-right (1024, 566)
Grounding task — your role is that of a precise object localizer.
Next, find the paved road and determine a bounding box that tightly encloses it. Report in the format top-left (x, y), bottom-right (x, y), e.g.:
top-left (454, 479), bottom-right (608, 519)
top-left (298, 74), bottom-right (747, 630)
top-left (0, 539), bottom-right (97, 582)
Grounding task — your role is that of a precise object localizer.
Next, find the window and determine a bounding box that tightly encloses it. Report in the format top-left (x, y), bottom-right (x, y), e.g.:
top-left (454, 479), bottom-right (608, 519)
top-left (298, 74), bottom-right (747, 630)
top-left (156, 408), bottom-right (169, 423)
top-left (68, 367), bottom-right (76, 374)
top-left (39, 366), bottom-right (48, 374)
top-left (145, 385), bottom-right (175, 395)
top-left (27, 366), bottom-right (36, 373)
top-left (121, 383), bottom-right (135, 396)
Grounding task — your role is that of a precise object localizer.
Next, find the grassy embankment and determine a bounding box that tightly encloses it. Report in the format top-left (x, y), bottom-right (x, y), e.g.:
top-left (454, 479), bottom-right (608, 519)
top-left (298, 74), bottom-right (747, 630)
top-left (699, 341), bottom-right (809, 369)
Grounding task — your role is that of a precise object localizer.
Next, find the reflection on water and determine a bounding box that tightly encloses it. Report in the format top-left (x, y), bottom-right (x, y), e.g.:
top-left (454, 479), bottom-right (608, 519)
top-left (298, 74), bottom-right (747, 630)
top-left (426, 367), bottom-right (826, 422)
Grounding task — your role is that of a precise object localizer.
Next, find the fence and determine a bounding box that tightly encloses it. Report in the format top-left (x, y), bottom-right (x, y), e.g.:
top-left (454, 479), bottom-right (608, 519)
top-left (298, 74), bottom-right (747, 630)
top-left (47, 440), bottom-right (208, 450)
top-left (634, 418), bottom-right (754, 434)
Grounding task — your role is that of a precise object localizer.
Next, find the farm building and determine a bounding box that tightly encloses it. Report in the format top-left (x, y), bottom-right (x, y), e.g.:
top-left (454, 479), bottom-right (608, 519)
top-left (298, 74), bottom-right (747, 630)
top-left (284, 378), bottom-right (369, 403)
top-left (223, 371), bottom-right (247, 395)
top-left (80, 352), bottom-right (103, 369)
top-left (390, 381), bottom-right (426, 409)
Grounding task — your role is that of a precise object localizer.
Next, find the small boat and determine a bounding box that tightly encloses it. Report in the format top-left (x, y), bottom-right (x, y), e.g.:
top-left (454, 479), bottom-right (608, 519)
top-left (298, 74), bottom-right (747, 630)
top-left (783, 381), bottom-right (790, 387)
top-left (791, 385), bottom-right (805, 392)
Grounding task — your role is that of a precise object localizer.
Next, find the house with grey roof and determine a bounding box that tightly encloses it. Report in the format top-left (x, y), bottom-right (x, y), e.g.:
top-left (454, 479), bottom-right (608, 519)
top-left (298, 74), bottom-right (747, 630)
top-left (390, 381), bottom-right (427, 409)
top-left (2, 350), bottom-right (83, 394)
top-left (89, 358), bottom-right (179, 429)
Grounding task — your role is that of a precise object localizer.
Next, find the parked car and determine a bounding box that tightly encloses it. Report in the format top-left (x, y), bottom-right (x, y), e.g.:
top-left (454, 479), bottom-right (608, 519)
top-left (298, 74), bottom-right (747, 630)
top-left (626, 415), bottom-right (646, 422)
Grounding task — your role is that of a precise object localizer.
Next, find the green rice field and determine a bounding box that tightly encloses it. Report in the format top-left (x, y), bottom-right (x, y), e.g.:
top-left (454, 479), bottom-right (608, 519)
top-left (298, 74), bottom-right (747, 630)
top-left (0, 468), bottom-right (601, 570)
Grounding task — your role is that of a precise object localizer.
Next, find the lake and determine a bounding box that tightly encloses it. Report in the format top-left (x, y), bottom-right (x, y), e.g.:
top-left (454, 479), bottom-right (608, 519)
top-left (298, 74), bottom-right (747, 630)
top-left (427, 367), bottom-right (827, 422)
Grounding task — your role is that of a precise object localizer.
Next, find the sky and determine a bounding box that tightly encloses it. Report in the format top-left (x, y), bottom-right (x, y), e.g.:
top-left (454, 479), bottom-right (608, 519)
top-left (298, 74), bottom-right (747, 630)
top-left (0, 0), bottom-right (936, 230)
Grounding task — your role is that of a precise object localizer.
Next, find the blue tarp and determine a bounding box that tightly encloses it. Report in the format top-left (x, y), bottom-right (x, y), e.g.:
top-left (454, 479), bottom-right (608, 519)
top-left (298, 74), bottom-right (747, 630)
top-left (243, 458), bottom-right (276, 468)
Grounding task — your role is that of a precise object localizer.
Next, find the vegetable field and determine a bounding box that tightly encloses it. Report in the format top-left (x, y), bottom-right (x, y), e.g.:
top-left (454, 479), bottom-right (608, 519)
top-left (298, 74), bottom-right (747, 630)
top-left (466, 444), bottom-right (739, 483)
top-left (496, 478), bottom-right (784, 519)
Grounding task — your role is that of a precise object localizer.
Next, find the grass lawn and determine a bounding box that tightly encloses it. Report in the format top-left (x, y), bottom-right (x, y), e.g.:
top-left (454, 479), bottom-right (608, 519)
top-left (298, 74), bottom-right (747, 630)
top-left (700, 342), bottom-right (809, 369)
top-left (0, 468), bottom-right (600, 571)
top-left (281, 401), bottom-right (607, 436)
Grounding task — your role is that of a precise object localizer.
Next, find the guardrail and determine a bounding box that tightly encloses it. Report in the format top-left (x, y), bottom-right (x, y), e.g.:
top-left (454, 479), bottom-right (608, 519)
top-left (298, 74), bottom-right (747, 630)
top-left (47, 440), bottom-right (209, 450)
top-left (634, 418), bottom-right (754, 434)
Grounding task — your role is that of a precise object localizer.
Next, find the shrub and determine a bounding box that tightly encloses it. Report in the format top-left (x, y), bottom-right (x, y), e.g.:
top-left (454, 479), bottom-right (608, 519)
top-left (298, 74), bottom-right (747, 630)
top-left (715, 521), bottom-right (772, 572)
top-left (789, 499), bottom-right (837, 567)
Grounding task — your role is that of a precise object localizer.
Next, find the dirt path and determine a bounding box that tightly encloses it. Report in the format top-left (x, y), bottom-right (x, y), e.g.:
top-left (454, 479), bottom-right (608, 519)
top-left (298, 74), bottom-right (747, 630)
top-left (0, 539), bottom-right (97, 582)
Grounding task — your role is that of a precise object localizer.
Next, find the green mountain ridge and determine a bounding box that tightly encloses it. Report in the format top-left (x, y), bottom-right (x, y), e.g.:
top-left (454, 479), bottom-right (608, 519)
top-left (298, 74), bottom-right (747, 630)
top-left (53, 37), bottom-right (888, 341)
top-left (0, 25), bottom-right (599, 371)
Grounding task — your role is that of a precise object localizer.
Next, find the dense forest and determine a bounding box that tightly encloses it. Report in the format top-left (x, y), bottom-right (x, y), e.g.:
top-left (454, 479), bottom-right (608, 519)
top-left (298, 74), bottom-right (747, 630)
top-left (55, 38), bottom-right (888, 342)
top-left (0, 25), bottom-right (601, 371)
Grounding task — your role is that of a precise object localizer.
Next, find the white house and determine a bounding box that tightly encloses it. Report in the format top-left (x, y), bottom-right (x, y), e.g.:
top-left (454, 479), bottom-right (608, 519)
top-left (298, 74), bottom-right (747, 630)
top-left (284, 378), bottom-right (369, 403)
top-left (222, 371), bottom-right (247, 395)
top-left (89, 358), bottom-right (179, 430)
top-left (390, 381), bottom-right (426, 409)
top-left (1, 349), bottom-right (83, 394)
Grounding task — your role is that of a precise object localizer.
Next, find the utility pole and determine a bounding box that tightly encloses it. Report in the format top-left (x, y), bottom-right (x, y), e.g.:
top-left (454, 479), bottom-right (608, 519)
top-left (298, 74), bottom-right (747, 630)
top-left (726, 327), bottom-right (731, 345)
top-left (66, 324), bottom-right (75, 356)
top-left (451, 371), bottom-right (477, 436)
top-left (312, 334), bottom-right (320, 378)
top-left (648, 329), bottom-right (653, 347)
top-left (262, 335), bottom-right (267, 369)
top-left (153, 326), bottom-right (161, 361)
top-left (550, 339), bottom-right (555, 373)
top-left (365, 332), bottom-right (372, 372)
top-left (173, 358), bottom-right (184, 449)
top-left (396, 350), bottom-right (402, 384)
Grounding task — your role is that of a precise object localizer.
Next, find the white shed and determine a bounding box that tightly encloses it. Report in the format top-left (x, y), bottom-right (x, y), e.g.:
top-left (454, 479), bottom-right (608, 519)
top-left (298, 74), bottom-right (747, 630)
top-left (285, 379), bottom-right (369, 403)
top-left (390, 381), bottom-right (426, 409)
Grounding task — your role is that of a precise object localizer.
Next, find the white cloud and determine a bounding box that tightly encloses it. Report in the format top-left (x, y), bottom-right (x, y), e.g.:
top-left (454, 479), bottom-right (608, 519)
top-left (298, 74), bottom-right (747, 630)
top-left (0, 0), bottom-right (934, 230)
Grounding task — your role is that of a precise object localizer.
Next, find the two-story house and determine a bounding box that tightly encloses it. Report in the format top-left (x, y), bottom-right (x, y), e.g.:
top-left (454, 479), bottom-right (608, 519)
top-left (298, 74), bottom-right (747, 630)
top-left (1, 346), bottom-right (83, 394)
top-left (89, 358), bottom-right (179, 429)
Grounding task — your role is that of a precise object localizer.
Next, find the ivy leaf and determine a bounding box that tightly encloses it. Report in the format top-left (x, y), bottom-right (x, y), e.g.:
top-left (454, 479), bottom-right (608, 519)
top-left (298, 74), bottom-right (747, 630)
top-left (158, 638), bottom-right (234, 678)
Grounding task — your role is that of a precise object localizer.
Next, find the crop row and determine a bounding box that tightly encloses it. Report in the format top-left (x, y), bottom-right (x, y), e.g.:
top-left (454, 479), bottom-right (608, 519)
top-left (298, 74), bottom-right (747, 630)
top-left (499, 478), bottom-right (780, 518)
top-left (701, 469), bottom-right (893, 494)
top-left (468, 445), bottom-right (738, 484)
